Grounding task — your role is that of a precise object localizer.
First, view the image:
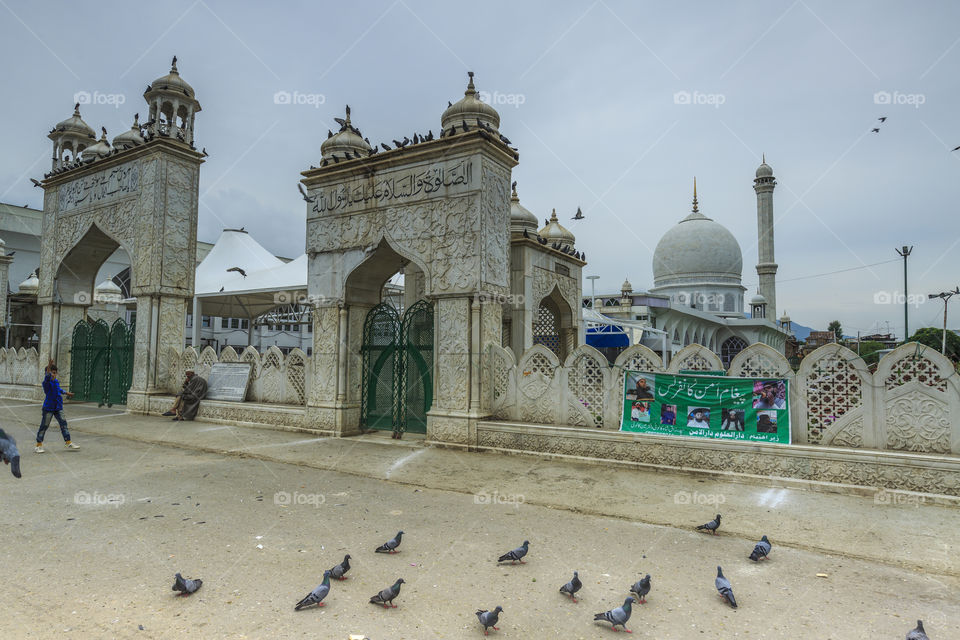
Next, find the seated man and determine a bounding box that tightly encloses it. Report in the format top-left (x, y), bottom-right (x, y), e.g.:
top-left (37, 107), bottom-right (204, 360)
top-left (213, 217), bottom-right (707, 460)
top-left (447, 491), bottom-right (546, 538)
top-left (166, 371), bottom-right (208, 421)
top-left (162, 371), bottom-right (194, 416)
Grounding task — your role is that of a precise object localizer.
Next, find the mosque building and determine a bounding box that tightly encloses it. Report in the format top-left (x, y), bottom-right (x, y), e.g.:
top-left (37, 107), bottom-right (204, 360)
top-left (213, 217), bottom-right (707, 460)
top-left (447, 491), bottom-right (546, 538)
top-left (586, 163), bottom-right (791, 367)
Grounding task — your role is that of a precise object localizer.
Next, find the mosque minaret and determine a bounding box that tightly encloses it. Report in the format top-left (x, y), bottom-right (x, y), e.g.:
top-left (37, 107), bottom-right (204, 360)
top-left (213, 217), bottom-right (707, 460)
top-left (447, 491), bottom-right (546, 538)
top-left (753, 156), bottom-right (778, 320)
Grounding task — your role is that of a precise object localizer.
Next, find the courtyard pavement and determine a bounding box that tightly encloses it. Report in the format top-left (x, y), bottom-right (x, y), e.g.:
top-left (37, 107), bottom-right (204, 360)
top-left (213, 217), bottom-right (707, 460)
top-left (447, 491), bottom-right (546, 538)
top-left (0, 397), bottom-right (957, 638)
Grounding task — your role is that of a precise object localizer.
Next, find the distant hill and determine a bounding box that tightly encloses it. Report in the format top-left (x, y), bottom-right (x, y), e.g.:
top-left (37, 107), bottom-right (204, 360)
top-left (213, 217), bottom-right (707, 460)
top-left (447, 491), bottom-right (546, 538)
top-left (743, 312), bottom-right (813, 341)
top-left (789, 322), bottom-right (813, 341)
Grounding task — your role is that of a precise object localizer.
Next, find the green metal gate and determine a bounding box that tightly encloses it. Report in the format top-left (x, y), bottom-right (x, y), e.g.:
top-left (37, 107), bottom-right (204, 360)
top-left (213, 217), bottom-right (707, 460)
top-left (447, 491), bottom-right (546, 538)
top-left (399, 300), bottom-right (434, 434)
top-left (360, 300), bottom-right (434, 435)
top-left (361, 304), bottom-right (401, 432)
top-left (69, 317), bottom-right (135, 406)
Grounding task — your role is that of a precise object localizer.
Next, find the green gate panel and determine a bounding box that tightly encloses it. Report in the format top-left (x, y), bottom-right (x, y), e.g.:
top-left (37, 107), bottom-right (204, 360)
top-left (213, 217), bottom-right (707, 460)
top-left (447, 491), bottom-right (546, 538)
top-left (69, 317), bottom-right (135, 406)
top-left (69, 321), bottom-right (92, 401)
top-left (107, 318), bottom-right (135, 406)
top-left (361, 304), bottom-right (401, 431)
top-left (399, 300), bottom-right (434, 434)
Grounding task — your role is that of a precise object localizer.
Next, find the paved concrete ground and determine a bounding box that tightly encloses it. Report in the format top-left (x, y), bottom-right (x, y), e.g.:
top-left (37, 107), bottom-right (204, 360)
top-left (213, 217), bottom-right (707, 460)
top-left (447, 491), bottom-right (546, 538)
top-left (1, 398), bottom-right (958, 639)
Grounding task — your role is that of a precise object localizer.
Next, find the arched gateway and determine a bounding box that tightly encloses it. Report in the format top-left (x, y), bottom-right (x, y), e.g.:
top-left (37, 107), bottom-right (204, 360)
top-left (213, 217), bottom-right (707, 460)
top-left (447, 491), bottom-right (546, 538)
top-left (36, 58), bottom-right (202, 408)
top-left (302, 79), bottom-right (518, 441)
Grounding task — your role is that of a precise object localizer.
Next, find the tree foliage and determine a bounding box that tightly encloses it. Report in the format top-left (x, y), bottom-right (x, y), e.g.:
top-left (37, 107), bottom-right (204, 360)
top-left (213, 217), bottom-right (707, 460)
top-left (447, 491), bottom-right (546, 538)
top-left (827, 320), bottom-right (843, 342)
top-left (906, 327), bottom-right (960, 361)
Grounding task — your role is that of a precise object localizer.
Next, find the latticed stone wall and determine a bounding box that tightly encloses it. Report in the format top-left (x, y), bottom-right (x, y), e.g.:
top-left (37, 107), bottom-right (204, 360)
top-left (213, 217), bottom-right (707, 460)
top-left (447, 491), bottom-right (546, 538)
top-left (0, 347), bottom-right (40, 385)
top-left (164, 346), bottom-right (310, 406)
top-left (485, 341), bottom-right (960, 455)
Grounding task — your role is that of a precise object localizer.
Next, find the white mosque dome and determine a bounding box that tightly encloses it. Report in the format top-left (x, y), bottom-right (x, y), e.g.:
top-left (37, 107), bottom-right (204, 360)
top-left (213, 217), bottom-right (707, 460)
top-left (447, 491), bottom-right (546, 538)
top-left (441, 71), bottom-right (500, 132)
top-left (145, 57), bottom-right (197, 100)
top-left (95, 278), bottom-right (123, 303)
top-left (652, 188), bottom-right (742, 288)
top-left (539, 209), bottom-right (575, 249)
top-left (50, 104), bottom-right (96, 139)
top-left (113, 114), bottom-right (145, 149)
top-left (756, 162), bottom-right (773, 178)
top-left (82, 130), bottom-right (112, 162)
top-left (18, 271), bottom-right (39, 295)
top-left (509, 183), bottom-right (538, 232)
top-left (321, 106), bottom-right (371, 161)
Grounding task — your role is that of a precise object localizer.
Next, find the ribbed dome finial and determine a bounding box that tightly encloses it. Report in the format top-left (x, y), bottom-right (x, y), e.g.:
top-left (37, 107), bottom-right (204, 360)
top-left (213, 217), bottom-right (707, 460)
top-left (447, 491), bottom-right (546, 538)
top-left (692, 177), bottom-right (699, 213)
top-left (171, 55), bottom-right (178, 73)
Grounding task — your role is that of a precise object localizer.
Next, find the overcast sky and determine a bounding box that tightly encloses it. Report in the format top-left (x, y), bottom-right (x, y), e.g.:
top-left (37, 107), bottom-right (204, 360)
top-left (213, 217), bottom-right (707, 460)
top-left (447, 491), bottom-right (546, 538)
top-left (2, 0), bottom-right (958, 338)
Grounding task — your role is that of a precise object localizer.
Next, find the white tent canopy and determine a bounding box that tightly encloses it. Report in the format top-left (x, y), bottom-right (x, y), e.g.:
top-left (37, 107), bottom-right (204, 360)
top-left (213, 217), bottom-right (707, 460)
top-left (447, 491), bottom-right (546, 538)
top-left (192, 229), bottom-right (307, 321)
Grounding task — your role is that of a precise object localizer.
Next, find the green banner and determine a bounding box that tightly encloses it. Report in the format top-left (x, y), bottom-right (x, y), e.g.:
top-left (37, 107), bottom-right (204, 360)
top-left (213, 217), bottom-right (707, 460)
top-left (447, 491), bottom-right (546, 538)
top-left (620, 370), bottom-right (790, 444)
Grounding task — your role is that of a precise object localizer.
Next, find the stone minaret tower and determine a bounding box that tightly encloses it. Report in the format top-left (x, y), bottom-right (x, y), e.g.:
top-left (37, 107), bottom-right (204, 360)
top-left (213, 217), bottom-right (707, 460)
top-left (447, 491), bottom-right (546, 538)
top-left (753, 156), bottom-right (777, 320)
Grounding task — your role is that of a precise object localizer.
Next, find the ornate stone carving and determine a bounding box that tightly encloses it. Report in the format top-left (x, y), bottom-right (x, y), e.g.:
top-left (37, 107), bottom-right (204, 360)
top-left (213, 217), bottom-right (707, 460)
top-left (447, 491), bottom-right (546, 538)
top-left (531, 267), bottom-right (579, 319)
top-left (885, 390), bottom-right (950, 453)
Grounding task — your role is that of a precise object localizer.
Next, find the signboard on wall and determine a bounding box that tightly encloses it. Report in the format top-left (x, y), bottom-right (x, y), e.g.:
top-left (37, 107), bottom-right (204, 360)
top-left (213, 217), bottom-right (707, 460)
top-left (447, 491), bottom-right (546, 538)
top-left (620, 370), bottom-right (790, 444)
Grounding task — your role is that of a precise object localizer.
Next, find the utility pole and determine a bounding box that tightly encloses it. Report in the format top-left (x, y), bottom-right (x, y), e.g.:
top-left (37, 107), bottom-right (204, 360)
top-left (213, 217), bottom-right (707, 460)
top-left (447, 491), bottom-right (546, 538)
top-left (586, 275), bottom-right (600, 310)
top-left (896, 246), bottom-right (913, 340)
top-left (928, 287), bottom-right (959, 355)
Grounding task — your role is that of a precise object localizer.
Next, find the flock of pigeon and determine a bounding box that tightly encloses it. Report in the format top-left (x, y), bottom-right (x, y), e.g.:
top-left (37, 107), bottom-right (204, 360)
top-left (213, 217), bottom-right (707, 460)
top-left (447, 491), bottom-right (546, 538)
top-left (304, 103), bottom-right (518, 171)
top-left (0, 427), bottom-right (934, 637)
top-left (163, 514), bottom-right (932, 638)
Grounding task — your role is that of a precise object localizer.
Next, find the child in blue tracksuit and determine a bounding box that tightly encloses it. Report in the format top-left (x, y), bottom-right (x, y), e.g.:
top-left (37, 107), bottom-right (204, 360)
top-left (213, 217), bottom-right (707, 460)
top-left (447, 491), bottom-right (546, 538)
top-left (37, 360), bottom-right (78, 453)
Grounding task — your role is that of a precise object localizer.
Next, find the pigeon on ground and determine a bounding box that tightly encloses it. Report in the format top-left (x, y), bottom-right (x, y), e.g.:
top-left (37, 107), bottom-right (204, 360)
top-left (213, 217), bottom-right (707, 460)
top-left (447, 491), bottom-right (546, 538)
top-left (294, 570), bottom-right (331, 610)
top-left (369, 578), bottom-right (404, 608)
top-left (375, 531), bottom-right (403, 553)
top-left (629, 574), bottom-right (651, 604)
top-left (172, 573), bottom-right (202, 596)
top-left (715, 566), bottom-right (737, 608)
top-left (330, 554), bottom-right (351, 580)
top-left (497, 540), bottom-right (529, 564)
top-left (476, 606), bottom-right (503, 635)
top-left (0, 428), bottom-right (21, 478)
top-left (906, 619), bottom-right (929, 639)
top-left (559, 571), bottom-right (582, 602)
top-left (697, 514), bottom-right (722, 535)
top-left (593, 596), bottom-right (634, 632)
top-left (749, 535), bottom-right (771, 562)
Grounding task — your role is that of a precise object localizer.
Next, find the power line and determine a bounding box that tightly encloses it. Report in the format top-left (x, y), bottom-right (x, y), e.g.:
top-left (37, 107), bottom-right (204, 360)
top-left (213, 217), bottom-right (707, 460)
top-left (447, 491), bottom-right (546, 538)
top-left (743, 258), bottom-right (901, 287)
